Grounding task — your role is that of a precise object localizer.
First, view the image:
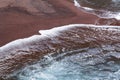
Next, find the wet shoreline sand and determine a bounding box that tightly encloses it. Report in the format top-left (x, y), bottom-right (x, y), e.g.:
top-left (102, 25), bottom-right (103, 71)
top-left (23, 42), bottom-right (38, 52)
top-left (0, 0), bottom-right (120, 80)
top-left (0, 0), bottom-right (99, 46)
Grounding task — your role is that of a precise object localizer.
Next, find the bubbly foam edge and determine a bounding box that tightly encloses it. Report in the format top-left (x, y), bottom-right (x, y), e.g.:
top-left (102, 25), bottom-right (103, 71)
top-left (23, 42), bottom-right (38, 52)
top-left (74, 0), bottom-right (120, 20)
top-left (0, 24), bottom-right (120, 51)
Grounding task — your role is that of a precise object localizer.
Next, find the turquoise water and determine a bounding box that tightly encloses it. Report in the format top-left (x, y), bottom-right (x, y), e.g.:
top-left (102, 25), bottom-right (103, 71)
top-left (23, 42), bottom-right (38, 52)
top-left (14, 44), bottom-right (120, 80)
top-left (0, 1), bottom-right (120, 80)
top-left (0, 24), bottom-right (120, 80)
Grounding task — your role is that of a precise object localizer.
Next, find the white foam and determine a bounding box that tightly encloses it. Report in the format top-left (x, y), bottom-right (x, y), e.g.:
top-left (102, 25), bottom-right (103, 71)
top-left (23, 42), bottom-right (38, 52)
top-left (0, 24), bottom-right (120, 78)
top-left (39, 24), bottom-right (120, 36)
top-left (0, 24), bottom-right (120, 52)
top-left (114, 13), bottom-right (120, 20)
top-left (0, 35), bottom-right (43, 52)
top-left (74, 0), bottom-right (81, 7)
top-left (100, 12), bottom-right (120, 20)
top-left (82, 7), bottom-right (94, 11)
top-left (73, 0), bottom-right (120, 20)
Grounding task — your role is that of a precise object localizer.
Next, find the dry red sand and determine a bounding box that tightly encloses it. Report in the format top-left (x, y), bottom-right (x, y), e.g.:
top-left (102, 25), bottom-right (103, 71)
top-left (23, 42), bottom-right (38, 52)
top-left (0, 0), bottom-right (99, 46)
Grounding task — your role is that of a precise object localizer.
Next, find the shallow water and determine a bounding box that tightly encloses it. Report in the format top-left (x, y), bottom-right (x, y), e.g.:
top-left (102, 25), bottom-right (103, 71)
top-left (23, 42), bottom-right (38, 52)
top-left (0, 24), bottom-right (120, 80)
top-left (0, 1), bottom-right (120, 80)
top-left (14, 44), bottom-right (120, 80)
top-left (75, 0), bottom-right (120, 19)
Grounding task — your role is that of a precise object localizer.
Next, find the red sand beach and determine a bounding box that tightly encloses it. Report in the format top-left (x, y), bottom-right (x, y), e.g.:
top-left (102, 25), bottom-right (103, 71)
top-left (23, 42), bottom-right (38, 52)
top-left (0, 0), bottom-right (99, 46)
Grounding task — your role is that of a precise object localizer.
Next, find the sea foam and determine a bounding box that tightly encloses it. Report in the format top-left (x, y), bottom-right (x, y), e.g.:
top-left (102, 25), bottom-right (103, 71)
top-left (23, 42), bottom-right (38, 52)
top-left (0, 24), bottom-right (120, 79)
top-left (75, 0), bottom-right (120, 20)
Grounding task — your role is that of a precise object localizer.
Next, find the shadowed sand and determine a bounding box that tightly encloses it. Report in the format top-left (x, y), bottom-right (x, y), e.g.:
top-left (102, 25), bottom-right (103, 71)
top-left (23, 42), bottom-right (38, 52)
top-left (0, 0), bottom-right (99, 46)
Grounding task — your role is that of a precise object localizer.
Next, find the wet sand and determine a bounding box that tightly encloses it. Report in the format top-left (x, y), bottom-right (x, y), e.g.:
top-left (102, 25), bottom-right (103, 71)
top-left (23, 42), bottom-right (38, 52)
top-left (0, 0), bottom-right (99, 46)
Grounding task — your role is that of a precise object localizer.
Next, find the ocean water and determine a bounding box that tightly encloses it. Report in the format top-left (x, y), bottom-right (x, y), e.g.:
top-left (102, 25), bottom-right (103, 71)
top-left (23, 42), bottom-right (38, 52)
top-left (0, 0), bottom-right (120, 80)
top-left (75, 0), bottom-right (120, 19)
top-left (0, 24), bottom-right (120, 80)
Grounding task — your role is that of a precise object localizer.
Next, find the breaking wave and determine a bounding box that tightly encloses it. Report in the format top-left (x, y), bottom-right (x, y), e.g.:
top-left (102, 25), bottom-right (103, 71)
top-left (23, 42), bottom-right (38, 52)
top-left (0, 24), bottom-right (120, 80)
top-left (74, 0), bottom-right (120, 20)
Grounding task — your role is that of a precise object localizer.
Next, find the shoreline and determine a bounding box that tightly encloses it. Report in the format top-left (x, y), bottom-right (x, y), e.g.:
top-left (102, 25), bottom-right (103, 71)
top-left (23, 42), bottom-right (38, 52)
top-left (0, 24), bottom-right (120, 78)
top-left (0, 0), bottom-right (99, 46)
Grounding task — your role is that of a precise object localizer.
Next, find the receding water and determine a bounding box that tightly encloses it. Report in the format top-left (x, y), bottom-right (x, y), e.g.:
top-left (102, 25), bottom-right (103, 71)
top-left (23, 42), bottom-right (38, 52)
top-left (0, 24), bottom-right (120, 80)
top-left (11, 44), bottom-right (120, 80)
top-left (76, 0), bottom-right (120, 11)
top-left (75, 0), bottom-right (120, 19)
top-left (0, 1), bottom-right (120, 80)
